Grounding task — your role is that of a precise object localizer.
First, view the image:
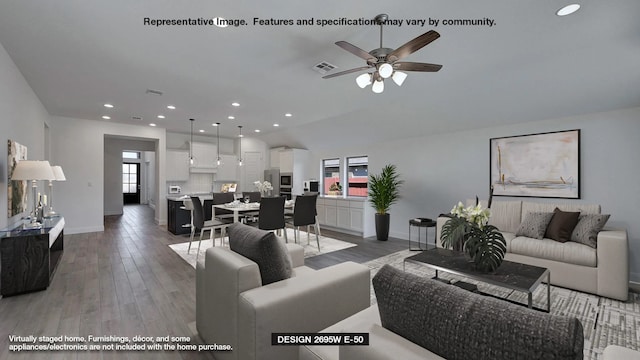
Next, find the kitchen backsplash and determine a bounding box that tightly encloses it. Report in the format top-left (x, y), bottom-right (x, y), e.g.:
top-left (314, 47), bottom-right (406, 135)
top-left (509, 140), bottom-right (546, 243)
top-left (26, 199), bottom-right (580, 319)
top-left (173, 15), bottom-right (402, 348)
top-left (168, 173), bottom-right (214, 194)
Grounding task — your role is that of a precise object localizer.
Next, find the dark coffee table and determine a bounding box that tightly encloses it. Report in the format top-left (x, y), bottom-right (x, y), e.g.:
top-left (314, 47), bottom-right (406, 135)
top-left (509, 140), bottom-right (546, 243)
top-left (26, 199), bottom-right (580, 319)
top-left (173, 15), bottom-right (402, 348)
top-left (404, 248), bottom-right (551, 312)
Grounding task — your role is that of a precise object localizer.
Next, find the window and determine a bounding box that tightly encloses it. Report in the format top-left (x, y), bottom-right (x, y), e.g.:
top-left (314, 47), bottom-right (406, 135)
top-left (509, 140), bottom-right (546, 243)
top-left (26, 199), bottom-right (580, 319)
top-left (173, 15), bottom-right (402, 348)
top-left (122, 151), bottom-right (140, 159)
top-left (322, 158), bottom-right (341, 195)
top-left (347, 156), bottom-right (368, 197)
top-left (122, 163), bottom-right (138, 193)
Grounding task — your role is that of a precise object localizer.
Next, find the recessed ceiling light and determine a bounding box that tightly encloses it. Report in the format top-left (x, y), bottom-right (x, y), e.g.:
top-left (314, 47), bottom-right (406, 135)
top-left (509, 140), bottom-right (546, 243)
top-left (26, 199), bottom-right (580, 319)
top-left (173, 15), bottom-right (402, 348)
top-left (273, 123), bottom-right (280, 127)
top-left (285, 113), bottom-right (292, 117)
top-left (104, 103), bottom-right (114, 108)
top-left (149, 123), bottom-right (157, 127)
top-left (254, 129), bottom-right (261, 133)
top-left (102, 115), bottom-right (111, 120)
top-left (157, 115), bottom-right (165, 119)
top-left (228, 116), bottom-right (235, 120)
top-left (557, 4), bottom-right (580, 16)
top-left (199, 129), bottom-right (205, 133)
top-left (231, 102), bottom-right (240, 107)
top-left (212, 123), bottom-right (219, 127)
top-left (167, 105), bottom-right (176, 110)
top-left (213, 17), bottom-right (228, 28)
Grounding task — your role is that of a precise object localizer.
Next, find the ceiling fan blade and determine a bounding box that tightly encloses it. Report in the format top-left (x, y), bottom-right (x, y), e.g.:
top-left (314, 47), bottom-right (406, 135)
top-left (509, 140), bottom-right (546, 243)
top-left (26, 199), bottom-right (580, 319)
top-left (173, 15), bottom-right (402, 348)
top-left (322, 66), bottom-right (373, 79)
top-left (394, 62), bottom-right (442, 72)
top-left (387, 30), bottom-right (440, 62)
top-left (335, 41), bottom-right (377, 63)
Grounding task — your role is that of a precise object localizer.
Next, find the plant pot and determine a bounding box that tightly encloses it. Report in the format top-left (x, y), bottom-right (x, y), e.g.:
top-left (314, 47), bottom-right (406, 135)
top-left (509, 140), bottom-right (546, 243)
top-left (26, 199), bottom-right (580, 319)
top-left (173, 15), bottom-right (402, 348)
top-left (375, 213), bottom-right (390, 241)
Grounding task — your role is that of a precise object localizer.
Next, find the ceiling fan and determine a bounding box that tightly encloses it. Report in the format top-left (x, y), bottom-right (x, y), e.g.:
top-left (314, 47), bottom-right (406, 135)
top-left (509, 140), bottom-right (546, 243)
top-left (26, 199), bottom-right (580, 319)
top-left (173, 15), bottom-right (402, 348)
top-left (323, 14), bottom-right (442, 93)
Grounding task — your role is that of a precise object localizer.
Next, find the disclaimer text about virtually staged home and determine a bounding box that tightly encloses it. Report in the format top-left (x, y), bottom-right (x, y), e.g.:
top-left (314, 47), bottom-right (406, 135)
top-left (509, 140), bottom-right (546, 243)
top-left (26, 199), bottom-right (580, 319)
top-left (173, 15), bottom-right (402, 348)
top-left (7, 334), bottom-right (232, 352)
top-left (142, 17), bottom-right (497, 28)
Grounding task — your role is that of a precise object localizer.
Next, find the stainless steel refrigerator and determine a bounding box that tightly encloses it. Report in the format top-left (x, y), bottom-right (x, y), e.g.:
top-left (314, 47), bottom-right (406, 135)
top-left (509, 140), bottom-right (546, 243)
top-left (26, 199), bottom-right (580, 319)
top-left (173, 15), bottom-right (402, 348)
top-left (264, 169), bottom-right (280, 196)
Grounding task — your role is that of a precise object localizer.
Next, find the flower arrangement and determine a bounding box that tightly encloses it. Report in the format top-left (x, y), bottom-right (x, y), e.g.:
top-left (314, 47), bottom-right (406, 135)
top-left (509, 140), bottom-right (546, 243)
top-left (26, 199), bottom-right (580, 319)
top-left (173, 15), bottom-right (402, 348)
top-left (440, 201), bottom-right (506, 272)
top-left (253, 180), bottom-right (273, 195)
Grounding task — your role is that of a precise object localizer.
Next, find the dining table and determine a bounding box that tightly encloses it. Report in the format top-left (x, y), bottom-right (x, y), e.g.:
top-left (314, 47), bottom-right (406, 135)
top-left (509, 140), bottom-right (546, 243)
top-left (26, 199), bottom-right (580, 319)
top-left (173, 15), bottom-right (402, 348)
top-left (212, 200), bottom-right (294, 223)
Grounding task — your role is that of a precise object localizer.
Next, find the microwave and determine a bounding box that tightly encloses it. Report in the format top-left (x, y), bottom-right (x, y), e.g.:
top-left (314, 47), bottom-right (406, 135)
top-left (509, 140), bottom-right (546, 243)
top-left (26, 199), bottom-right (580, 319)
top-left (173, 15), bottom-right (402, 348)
top-left (280, 173), bottom-right (292, 186)
top-left (168, 185), bottom-right (181, 194)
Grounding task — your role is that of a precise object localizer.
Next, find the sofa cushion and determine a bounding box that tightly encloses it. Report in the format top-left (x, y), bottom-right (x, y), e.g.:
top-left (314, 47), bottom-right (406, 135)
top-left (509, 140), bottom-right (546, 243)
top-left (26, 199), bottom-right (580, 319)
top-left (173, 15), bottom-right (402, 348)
top-left (516, 212), bottom-right (554, 239)
top-left (228, 222), bottom-right (292, 285)
top-left (487, 200), bottom-right (522, 233)
top-left (521, 201), bottom-right (600, 220)
top-left (570, 214), bottom-right (610, 248)
top-left (372, 264), bottom-right (584, 360)
top-left (510, 236), bottom-right (597, 267)
top-left (545, 208), bottom-right (581, 243)
top-left (502, 231), bottom-right (517, 252)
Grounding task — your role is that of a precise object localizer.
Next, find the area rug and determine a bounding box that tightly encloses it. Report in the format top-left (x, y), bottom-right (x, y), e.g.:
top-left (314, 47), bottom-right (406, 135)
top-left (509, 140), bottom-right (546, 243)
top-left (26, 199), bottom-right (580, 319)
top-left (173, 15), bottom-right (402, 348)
top-left (169, 228), bottom-right (356, 268)
top-left (362, 249), bottom-right (640, 360)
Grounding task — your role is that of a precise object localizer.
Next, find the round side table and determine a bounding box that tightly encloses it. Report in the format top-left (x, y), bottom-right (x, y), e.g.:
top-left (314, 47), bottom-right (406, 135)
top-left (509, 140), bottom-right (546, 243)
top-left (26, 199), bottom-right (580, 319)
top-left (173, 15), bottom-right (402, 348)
top-left (409, 218), bottom-right (437, 251)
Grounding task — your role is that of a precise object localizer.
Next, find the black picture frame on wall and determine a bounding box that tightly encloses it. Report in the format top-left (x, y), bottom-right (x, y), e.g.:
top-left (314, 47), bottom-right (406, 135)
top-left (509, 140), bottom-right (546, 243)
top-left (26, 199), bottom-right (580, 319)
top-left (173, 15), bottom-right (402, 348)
top-left (490, 129), bottom-right (580, 199)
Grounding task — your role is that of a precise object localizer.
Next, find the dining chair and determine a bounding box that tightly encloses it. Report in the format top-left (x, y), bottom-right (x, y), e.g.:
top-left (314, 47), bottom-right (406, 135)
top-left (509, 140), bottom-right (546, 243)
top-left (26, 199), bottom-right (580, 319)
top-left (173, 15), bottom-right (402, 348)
top-left (257, 196), bottom-right (289, 243)
top-left (189, 196), bottom-right (230, 259)
top-left (212, 192), bottom-right (236, 222)
top-left (286, 194), bottom-right (320, 250)
top-left (242, 191), bottom-right (262, 203)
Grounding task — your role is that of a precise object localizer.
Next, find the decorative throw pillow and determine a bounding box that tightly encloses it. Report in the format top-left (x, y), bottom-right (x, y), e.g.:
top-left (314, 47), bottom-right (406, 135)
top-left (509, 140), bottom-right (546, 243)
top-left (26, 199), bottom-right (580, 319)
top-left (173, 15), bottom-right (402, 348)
top-left (228, 222), bottom-right (292, 285)
top-left (372, 264), bottom-right (583, 359)
top-left (570, 214), bottom-right (610, 248)
top-left (544, 208), bottom-right (581, 243)
top-left (515, 212), bottom-right (554, 239)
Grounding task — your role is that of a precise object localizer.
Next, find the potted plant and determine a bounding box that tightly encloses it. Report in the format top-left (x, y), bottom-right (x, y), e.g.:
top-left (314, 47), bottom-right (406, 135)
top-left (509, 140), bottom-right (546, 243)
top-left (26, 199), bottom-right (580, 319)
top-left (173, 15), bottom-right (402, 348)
top-left (368, 164), bottom-right (403, 241)
top-left (440, 201), bottom-right (506, 272)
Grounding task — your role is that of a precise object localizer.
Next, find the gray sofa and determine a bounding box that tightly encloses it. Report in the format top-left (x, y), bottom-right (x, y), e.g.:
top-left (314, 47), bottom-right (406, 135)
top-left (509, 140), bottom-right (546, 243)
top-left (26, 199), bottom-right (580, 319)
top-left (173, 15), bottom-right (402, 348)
top-left (301, 264), bottom-right (584, 360)
top-left (196, 224), bottom-right (371, 360)
top-left (436, 200), bottom-right (629, 300)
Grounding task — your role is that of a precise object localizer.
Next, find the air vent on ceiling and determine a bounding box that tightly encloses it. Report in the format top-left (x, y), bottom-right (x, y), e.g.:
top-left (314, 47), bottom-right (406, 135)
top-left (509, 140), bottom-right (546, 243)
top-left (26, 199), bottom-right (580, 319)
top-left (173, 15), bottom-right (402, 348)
top-left (312, 61), bottom-right (337, 75)
top-left (132, 116), bottom-right (143, 121)
top-left (145, 89), bottom-right (163, 96)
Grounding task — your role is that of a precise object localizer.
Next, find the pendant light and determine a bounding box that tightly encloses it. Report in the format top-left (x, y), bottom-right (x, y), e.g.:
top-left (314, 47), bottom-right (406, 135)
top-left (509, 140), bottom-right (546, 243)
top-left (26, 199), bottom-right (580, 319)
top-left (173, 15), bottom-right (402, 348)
top-left (215, 122), bottom-right (221, 165)
top-left (189, 118), bottom-right (195, 165)
top-left (238, 125), bottom-right (243, 166)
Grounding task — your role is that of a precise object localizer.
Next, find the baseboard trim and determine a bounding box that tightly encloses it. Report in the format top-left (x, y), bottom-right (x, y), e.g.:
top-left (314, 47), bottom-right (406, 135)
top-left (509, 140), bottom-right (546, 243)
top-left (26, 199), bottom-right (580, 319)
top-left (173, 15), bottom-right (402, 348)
top-left (65, 225), bottom-right (104, 235)
top-left (316, 224), bottom-right (362, 237)
top-left (104, 210), bottom-right (123, 216)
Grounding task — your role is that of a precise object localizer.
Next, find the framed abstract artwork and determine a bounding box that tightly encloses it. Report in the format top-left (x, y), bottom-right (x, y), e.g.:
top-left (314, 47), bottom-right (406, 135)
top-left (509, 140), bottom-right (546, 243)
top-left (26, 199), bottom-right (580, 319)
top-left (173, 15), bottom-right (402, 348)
top-left (490, 129), bottom-right (580, 199)
top-left (7, 139), bottom-right (29, 217)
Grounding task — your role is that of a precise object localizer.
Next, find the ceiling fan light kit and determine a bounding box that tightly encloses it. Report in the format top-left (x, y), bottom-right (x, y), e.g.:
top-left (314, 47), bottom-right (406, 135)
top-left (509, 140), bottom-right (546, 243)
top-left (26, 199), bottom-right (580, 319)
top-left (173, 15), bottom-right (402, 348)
top-left (324, 13), bottom-right (442, 94)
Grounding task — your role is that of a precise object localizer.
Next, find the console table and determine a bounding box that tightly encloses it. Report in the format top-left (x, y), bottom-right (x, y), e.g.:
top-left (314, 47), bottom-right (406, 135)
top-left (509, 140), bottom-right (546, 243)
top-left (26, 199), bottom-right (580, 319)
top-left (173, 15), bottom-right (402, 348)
top-left (0, 217), bottom-right (64, 297)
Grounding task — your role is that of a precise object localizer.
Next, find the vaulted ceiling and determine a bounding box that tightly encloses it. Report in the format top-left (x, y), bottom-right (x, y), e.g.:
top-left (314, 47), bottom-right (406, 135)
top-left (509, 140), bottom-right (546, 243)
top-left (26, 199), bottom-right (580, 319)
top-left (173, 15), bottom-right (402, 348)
top-left (1, 1), bottom-right (638, 150)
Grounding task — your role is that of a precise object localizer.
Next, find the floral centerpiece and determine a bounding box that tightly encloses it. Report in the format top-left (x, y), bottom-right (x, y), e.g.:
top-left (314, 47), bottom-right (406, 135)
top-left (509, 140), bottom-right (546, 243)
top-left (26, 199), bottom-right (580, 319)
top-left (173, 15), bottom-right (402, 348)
top-left (440, 201), bottom-right (506, 272)
top-left (253, 180), bottom-right (273, 197)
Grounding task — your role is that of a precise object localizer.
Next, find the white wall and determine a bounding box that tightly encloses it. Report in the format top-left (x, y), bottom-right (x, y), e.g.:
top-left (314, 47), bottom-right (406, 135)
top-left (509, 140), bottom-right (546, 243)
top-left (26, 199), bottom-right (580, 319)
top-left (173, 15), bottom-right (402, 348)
top-left (236, 137), bottom-right (269, 193)
top-left (144, 151), bottom-right (156, 208)
top-left (310, 107), bottom-right (640, 282)
top-left (0, 41), bottom-right (50, 229)
top-left (49, 116), bottom-right (166, 233)
top-left (104, 137), bottom-right (156, 215)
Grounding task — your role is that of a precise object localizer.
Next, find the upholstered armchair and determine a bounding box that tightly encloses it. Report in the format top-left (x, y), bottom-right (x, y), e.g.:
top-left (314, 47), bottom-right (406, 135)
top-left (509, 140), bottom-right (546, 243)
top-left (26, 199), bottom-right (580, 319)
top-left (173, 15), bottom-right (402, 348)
top-left (196, 224), bottom-right (370, 360)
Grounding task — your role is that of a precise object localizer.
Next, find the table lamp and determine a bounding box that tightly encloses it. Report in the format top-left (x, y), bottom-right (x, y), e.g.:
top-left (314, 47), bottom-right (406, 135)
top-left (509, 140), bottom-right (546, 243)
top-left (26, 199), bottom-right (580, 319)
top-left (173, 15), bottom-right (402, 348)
top-left (46, 165), bottom-right (66, 217)
top-left (11, 160), bottom-right (56, 228)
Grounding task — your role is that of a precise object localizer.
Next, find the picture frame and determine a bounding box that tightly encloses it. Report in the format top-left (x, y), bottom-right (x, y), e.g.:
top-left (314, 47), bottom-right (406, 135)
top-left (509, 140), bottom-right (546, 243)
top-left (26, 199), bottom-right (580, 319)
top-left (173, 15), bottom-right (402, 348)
top-left (490, 129), bottom-right (580, 199)
top-left (7, 139), bottom-right (29, 217)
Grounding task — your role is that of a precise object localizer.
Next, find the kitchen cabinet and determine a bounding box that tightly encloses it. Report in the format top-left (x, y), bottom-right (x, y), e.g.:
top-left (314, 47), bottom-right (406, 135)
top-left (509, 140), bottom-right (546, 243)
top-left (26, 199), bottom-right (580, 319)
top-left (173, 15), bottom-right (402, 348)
top-left (278, 148), bottom-right (309, 195)
top-left (168, 198), bottom-right (191, 235)
top-left (166, 150), bottom-right (190, 181)
top-left (216, 154), bottom-right (238, 181)
top-left (270, 147), bottom-right (285, 168)
top-left (190, 142), bottom-right (217, 173)
top-left (316, 198), bottom-right (364, 234)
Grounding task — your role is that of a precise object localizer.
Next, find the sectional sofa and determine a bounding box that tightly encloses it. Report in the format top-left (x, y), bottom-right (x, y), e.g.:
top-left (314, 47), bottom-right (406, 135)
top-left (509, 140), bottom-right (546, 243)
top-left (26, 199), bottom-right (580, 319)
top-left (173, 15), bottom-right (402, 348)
top-left (436, 200), bottom-right (629, 300)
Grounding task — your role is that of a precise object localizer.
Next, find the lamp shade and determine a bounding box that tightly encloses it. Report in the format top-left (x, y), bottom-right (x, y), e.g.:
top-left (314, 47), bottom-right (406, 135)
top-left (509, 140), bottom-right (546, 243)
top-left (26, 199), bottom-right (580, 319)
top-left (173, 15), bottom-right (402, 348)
top-left (356, 73), bottom-right (372, 88)
top-left (392, 71), bottom-right (408, 86)
top-left (11, 160), bottom-right (55, 181)
top-left (51, 166), bottom-right (66, 181)
top-left (372, 79), bottom-right (384, 93)
top-left (378, 63), bottom-right (393, 79)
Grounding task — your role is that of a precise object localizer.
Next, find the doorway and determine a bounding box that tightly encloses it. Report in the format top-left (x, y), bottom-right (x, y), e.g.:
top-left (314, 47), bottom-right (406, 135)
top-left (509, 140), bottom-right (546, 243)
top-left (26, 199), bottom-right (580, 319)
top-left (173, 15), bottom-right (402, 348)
top-left (123, 162), bottom-right (141, 204)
